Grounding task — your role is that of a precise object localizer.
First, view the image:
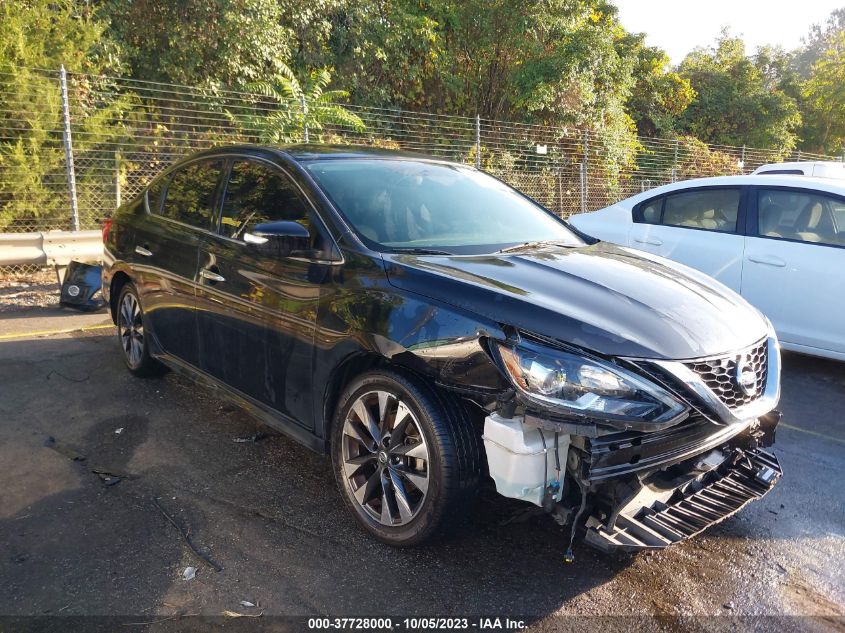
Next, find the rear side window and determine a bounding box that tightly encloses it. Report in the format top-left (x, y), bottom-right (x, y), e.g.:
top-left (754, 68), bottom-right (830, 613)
top-left (757, 189), bottom-right (845, 246)
top-left (662, 189), bottom-right (740, 232)
top-left (219, 159), bottom-right (325, 251)
top-left (159, 159), bottom-right (224, 229)
top-left (757, 169), bottom-right (804, 175)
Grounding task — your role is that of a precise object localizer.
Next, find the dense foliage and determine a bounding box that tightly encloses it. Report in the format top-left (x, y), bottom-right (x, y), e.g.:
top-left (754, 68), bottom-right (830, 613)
top-left (0, 0), bottom-right (126, 228)
top-left (2, 0), bottom-right (845, 230)
top-left (9, 0), bottom-right (841, 153)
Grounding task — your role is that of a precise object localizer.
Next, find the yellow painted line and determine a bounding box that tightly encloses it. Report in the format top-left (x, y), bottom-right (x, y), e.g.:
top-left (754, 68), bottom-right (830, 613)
top-left (0, 323), bottom-right (114, 341)
top-left (780, 422), bottom-right (845, 445)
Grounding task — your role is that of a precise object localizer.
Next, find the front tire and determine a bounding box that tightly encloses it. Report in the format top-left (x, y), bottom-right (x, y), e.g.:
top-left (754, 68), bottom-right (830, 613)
top-left (331, 369), bottom-right (481, 547)
top-left (116, 283), bottom-right (163, 377)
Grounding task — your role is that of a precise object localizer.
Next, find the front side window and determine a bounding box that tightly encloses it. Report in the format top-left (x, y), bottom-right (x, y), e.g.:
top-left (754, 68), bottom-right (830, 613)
top-left (662, 188), bottom-right (740, 232)
top-left (219, 159), bottom-right (324, 251)
top-left (146, 178), bottom-right (166, 214)
top-left (757, 189), bottom-right (845, 246)
top-left (160, 159), bottom-right (224, 229)
top-left (303, 159), bottom-right (582, 254)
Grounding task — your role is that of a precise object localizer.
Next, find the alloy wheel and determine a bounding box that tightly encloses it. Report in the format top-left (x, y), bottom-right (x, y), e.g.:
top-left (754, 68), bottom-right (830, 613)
top-left (341, 390), bottom-right (430, 526)
top-left (118, 291), bottom-right (144, 369)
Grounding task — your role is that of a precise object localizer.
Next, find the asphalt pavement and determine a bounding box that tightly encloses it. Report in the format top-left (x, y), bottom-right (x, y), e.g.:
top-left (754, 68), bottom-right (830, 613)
top-left (0, 307), bottom-right (843, 630)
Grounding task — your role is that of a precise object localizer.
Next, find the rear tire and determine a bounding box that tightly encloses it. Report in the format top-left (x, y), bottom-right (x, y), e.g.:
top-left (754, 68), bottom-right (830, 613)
top-left (116, 283), bottom-right (164, 377)
top-left (331, 369), bottom-right (481, 547)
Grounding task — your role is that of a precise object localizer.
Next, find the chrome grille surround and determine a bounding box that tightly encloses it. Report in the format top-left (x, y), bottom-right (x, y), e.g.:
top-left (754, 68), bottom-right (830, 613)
top-left (645, 336), bottom-right (781, 426)
top-left (683, 338), bottom-right (769, 409)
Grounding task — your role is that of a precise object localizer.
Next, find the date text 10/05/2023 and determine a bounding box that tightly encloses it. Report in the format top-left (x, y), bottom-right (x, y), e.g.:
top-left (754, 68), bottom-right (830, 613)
top-left (307, 618), bottom-right (527, 630)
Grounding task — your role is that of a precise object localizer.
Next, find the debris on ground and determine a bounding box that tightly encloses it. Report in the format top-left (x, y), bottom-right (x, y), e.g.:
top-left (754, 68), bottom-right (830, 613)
top-left (115, 428), bottom-right (124, 435)
top-left (96, 473), bottom-right (122, 486)
top-left (152, 497), bottom-right (223, 572)
top-left (45, 437), bottom-right (139, 485)
top-left (222, 609), bottom-right (263, 618)
top-left (723, 601), bottom-right (735, 610)
top-left (233, 432), bottom-right (268, 444)
top-left (43, 436), bottom-right (86, 461)
top-left (90, 466), bottom-right (134, 486)
top-left (239, 600), bottom-right (256, 608)
top-left (182, 566), bottom-right (197, 581)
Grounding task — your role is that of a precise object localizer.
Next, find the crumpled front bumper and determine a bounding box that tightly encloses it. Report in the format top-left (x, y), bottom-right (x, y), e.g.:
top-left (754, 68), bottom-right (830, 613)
top-left (578, 411), bottom-right (782, 553)
top-left (584, 447), bottom-right (781, 552)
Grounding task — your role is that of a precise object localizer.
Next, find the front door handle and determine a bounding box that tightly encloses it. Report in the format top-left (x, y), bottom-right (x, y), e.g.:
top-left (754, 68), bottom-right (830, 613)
top-left (199, 268), bottom-right (226, 283)
top-left (134, 245), bottom-right (153, 257)
top-left (748, 254), bottom-right (786, 267)
top-left (633, 237), bottom-right (663, 246)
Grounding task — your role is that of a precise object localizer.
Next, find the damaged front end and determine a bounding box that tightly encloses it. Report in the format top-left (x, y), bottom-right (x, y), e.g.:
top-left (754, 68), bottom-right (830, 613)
top-left (576, 412), bottom-right (780, 552)
top-left (482, 333), bottom-right (783, 555)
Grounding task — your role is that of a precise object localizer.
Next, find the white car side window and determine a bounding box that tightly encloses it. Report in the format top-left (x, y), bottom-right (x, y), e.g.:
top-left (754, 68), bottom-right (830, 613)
top-left (757, 189), bottom-right (845, 247)
top-left (662, 189), bottom-right (740, 232)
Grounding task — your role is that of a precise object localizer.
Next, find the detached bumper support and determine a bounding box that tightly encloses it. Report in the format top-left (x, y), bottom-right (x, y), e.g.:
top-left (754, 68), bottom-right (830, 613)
top-left (585, 448), bottom-right (782, 552)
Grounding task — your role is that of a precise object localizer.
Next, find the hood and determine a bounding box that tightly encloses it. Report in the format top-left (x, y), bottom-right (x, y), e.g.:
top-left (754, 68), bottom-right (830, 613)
top-left (382, 242), bottom-right (768, 360)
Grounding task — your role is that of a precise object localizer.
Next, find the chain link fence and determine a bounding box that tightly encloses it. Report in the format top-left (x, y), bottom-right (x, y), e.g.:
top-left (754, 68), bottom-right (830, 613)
top-left (1, 67), bottom-right (840, 276)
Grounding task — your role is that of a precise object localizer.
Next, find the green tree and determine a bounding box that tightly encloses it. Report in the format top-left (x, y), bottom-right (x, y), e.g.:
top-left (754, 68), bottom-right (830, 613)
top-left (801, 31), bottom-right (845, 154)
top-left (326, 0), bottom-right (635, 127)
top-left (619, 34), bottom-right (695, 137)
top-left (321, 0), bottom-right (642, 202)
top-left (0, 0), bottom-right (124, 230)
top-left (678, 32), bottom-right (801, 153)
top-left (100, 0), bottom-right (291, 89)
top-left (236, 66), bottom-right (365, 143)
top-left (793, 8), bottom-right (845, 77)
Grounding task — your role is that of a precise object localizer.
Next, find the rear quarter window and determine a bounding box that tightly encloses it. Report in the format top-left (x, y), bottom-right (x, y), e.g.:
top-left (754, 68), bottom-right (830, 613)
top-left (633, 197), bottom-right (662, 224)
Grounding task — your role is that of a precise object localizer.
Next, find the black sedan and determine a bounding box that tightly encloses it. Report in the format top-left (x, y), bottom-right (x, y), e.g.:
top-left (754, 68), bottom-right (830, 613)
top-left (102, 145), bottom-right (783, 553)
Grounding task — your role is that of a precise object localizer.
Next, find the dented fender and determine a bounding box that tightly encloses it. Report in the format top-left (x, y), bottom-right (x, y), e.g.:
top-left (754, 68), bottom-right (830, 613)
top-left (312, 250), bottom-right (511, 440)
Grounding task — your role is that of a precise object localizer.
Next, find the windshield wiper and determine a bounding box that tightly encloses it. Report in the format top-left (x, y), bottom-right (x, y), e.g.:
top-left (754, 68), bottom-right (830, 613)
top-left (495, 240), bottom-right (562, 254)
top-left (389, 247), bottom-right (454, 255)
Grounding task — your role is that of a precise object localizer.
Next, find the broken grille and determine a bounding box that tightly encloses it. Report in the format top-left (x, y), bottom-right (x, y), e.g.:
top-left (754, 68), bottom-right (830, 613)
top-left (684, 339), bottom-right (768, 409)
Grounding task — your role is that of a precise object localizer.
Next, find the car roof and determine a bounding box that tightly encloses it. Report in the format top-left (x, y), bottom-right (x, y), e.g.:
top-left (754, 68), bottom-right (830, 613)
top-left (175, 143), bottom-right (458, 165)
top-left (753, 161), bottom-right (844, 171)
top-left (620, 174), bottom-right (845, 206)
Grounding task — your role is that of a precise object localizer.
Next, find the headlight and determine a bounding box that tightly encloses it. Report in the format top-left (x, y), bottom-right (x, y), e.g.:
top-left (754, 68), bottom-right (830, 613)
top-left (496, 341), bottom-right (687, 429)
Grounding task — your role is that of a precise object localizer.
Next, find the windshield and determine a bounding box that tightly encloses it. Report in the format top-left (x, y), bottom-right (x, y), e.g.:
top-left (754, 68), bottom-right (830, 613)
top-left (303, 159), bottom-right (582, 254)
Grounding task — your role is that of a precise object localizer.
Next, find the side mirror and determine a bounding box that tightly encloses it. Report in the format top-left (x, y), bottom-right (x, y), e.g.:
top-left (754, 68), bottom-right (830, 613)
top-left (244, 221), bottom-right (312, 258)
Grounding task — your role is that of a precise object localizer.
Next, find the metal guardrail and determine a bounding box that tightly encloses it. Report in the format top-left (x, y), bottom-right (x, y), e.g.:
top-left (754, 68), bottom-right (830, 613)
top-left (0, 231), bottom-right (102, 267)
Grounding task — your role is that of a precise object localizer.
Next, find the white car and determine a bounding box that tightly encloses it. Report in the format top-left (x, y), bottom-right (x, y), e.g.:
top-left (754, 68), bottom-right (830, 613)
top-left (569, 175), bottom-right (845, 361)
top-left (752, 161), bottom-right (845, 180)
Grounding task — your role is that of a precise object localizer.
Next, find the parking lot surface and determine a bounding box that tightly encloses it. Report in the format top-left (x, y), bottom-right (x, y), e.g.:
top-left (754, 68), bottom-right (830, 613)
top-left (0, 307), bottom-right (843, 628)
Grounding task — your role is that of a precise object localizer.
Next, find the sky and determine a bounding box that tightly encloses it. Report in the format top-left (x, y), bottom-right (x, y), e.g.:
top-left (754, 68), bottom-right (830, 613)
top-left (615, 0), bottom-right (845, 64)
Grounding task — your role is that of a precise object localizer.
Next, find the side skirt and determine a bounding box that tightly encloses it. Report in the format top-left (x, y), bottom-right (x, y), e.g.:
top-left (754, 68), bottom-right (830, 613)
top-left (153, 351), bottom-right (327, 455)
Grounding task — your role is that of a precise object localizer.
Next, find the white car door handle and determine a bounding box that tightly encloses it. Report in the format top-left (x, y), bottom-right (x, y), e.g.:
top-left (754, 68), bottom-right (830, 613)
top-left (134, 245), bottom-right (153, 257)
top-left (748, 254), bottom-right (786, 267)
top-left (199, 268), bottom-right (226, 283)
top-left (633, 237), bottom-right (663, 246)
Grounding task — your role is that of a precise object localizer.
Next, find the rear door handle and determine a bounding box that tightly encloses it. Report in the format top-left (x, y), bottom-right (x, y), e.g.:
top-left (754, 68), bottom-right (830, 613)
top-left (748, 254), bottom-right (786, 267)
top-left (199, 268), bottom-right (226, 283)
top-left (134, 245), bottom-right (153, 257)
top-left (633, 237), bottom-right (663, 246)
